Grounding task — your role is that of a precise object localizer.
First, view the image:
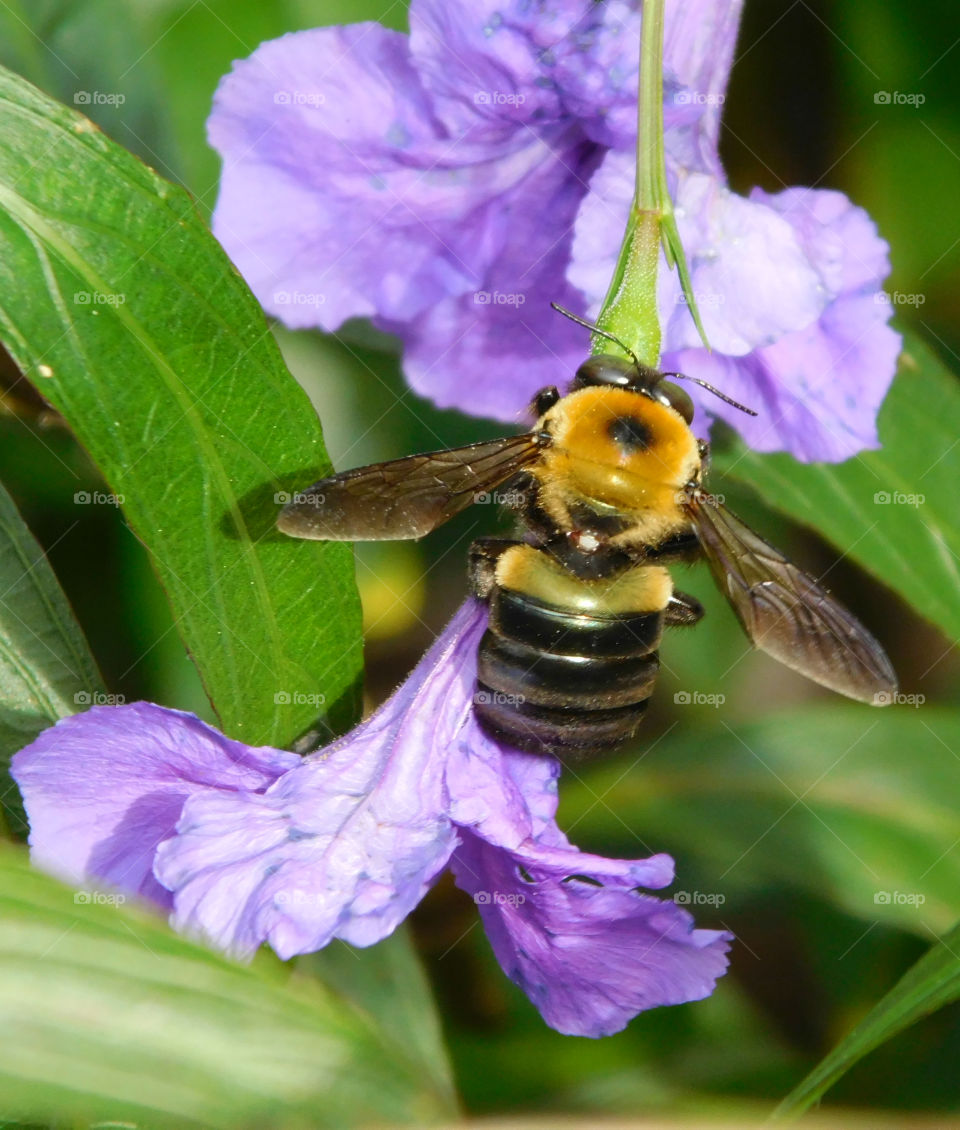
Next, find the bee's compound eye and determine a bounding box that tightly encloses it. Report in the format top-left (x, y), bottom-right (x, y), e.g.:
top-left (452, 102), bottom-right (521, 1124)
top-left (570, 354), bottom-right (637, 390)
top-left (659, 381), bottom-right (695, 424)
top-left (531, 385), bottom-right (561, 417)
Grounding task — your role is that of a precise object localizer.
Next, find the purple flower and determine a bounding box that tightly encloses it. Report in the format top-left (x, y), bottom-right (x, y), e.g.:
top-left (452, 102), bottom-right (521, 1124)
top-left (12, 601), bottom-right (730, 1038)
top-left (570, 159), bottom-right (900, 460)
top-left (208, 0), bottom-right (899, 461)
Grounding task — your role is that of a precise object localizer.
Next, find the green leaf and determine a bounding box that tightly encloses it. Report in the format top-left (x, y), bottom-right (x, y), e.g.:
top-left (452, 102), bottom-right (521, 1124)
top-left (0, 845), bottom-right (455, 1128)
top-left (0, 1), bottom-right (410, 214)
top-left (0, 1), bottom-right (176, 175)
top-left (772, 919), bottom-right (960, 1119)
top-left (0, 64), bottom-right (363, 746)
top-left (299, 928), bottom-right (457, 1110)
top-left (560, 705), bottom-right (960, 934)
top-left (711, 332), bottom-right (960, 644)
top-left (0, 476), bottom-right (102, 774)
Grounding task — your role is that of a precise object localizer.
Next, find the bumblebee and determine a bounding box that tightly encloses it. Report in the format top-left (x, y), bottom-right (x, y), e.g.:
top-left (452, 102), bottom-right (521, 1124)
top-left (278, 310), bottom-right (897, 762)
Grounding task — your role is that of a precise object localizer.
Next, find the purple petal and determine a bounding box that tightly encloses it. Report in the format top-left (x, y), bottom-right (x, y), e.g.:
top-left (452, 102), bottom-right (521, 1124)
top-left (397, 133), bottom-right (601, 423)
top-left (754, 186), bottom-right (892, 297)
top-left (408, 0), bottom-right (570, 142)
top-left (444, 704), bottom-right (563, 852)
top-left (663, 172), bottom-right (825, 354)
top-left (570, 153), bottom-right (899, 460)
top-left (410, 0), bottom-right (742, 153)
top-left (571, 155), bottom-right (824, 355)
top-left (664, 0), bottom-right (743, 176)
top-left (664, 290), bottom-right (901, 461)
top-left (661, 188), bottom-right (900, 461)
top-left (439, 631), bottom-right (731, 1036)
top-left (10, 703), bottom-right (297, 908)
top-left (207, 2), bottom-right (759, 430)
top-left (156, 602), bottom-right (491, 958)
top-left (447, 736), bottom-right (564, 852)
top-left (210, 23), bottom-right (532, 329)
top-left (451, 830), bottom-right (731, 1037)
top-left (209, 18), bottom-right (607, 400)
top-left (565, 148), bottom-right (636, 317)
top-left (409, 0), bottom-right (642, 148)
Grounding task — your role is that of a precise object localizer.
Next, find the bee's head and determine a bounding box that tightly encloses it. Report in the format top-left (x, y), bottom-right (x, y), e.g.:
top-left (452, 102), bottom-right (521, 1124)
top-left (569, 354), bottom-right (695, 425)
top-left (548, 303), bottom-right (758, 425)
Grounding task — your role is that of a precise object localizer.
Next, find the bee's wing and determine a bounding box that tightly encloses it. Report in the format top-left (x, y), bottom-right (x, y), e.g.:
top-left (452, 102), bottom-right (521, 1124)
top-left (687, 491), bottom-right (898, 704)
top-left (277, 434), bottom-right (543, 541)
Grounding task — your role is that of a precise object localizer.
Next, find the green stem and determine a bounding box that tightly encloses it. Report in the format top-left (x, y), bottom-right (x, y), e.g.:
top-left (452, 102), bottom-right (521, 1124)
top-left (593, 0), bottom-right (710, 365)
top-left (635, 0), bottom-right (665, 216)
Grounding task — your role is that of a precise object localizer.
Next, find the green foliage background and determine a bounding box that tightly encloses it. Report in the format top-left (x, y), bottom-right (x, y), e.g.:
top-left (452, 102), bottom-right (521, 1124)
top-left (0, 1), bottom-right (958, 1126)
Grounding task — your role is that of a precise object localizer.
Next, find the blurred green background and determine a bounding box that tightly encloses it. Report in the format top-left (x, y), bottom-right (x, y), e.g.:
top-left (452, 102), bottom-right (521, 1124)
top-left (1, 0), bottom-right (958, 1121)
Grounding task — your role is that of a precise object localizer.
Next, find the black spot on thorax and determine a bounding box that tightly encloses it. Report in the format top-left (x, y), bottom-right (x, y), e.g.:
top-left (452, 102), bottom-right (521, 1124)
top-left (607, 413), bottom-right (654, 452)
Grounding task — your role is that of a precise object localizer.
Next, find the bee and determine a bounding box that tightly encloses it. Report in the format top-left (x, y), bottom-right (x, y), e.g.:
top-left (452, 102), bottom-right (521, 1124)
top-left (278, 307), bottom-right (897, 762)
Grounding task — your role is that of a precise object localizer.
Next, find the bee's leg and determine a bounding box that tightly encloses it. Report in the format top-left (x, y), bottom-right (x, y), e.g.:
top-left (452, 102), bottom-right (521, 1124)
top-left (645, 530), bottom-right (702, 565)
top-left (468, 537), bottom-right (521, 600)
top-left (665, 590), bottom-right (705, 626)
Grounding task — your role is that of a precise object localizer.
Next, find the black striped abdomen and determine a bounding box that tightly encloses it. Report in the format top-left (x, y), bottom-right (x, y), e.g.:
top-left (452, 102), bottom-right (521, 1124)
top-left (474, 578), bottom-right (666, 762)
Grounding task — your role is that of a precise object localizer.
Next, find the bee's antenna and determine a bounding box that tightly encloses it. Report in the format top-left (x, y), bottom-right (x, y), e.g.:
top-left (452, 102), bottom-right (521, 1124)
top-left (661, 373), bottom-right (758, 417)
top-left (550, 303), bottom-right (642, 369)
